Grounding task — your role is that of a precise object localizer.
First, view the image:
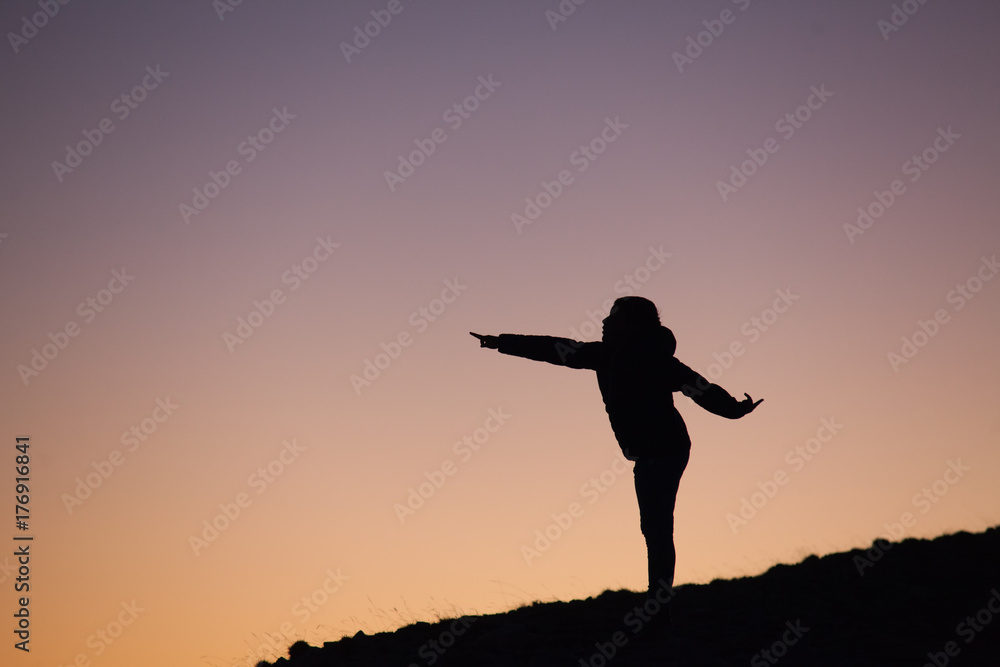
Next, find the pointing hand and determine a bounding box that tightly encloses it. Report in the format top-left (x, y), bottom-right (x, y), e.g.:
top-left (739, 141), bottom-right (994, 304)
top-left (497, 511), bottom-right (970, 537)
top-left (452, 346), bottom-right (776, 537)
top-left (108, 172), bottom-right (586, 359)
top-left (470, 332), bottom-right (500, 349)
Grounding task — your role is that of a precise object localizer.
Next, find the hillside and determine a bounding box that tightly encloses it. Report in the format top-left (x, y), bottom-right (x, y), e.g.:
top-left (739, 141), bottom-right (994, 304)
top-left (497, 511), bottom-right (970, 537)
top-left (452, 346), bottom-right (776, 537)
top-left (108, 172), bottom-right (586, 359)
top-left (259, 527), bottom-right (1000, 666)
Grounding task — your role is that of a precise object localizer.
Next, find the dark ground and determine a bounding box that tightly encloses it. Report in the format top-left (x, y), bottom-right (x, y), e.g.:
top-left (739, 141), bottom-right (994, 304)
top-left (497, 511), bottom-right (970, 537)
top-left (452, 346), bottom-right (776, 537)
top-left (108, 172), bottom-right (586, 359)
top-left (260, 526), bottom-right (1000, 666)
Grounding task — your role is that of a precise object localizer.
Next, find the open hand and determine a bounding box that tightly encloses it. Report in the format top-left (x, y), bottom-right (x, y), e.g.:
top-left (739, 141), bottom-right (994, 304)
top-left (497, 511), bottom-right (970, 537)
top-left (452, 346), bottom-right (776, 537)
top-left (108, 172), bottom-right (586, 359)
top-left (739, 393), bottom-right (763, 416)
top-left (470, 332), bottom-right (500, 349)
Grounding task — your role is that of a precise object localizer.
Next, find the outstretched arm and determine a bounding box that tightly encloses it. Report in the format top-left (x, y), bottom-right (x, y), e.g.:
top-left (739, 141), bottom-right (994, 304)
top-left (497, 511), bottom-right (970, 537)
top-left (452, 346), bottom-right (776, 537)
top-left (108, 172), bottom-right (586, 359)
top-left (671, 358), bottom-right (762, 418)
top-left (470, 332), bottom-right (602, 370)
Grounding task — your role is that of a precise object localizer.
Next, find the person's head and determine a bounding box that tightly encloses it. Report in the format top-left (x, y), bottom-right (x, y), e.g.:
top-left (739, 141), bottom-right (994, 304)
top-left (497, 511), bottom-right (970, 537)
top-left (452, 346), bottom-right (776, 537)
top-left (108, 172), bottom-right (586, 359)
top-left (602, 296), bottom-right (661, 341)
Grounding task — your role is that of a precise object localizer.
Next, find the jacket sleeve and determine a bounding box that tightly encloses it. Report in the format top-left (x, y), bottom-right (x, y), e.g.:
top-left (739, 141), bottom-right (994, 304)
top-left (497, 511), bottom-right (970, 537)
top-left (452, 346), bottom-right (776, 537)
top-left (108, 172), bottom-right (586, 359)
top-left (496, 334), bottom-right (602, 370)
top-left (670, 358), bottom-right (745, 419)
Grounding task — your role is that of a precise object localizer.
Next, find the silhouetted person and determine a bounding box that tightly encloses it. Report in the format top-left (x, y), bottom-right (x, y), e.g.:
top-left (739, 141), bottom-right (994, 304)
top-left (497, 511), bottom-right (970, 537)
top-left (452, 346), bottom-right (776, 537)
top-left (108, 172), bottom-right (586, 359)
top-left (471, 296), bottom-right (761, 626)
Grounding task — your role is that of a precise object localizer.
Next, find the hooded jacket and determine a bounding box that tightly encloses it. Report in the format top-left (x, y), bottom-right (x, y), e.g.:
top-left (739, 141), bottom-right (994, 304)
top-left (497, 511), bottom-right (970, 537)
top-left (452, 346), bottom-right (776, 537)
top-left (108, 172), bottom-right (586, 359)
top-left (496, 327), bottom-right (745, 460)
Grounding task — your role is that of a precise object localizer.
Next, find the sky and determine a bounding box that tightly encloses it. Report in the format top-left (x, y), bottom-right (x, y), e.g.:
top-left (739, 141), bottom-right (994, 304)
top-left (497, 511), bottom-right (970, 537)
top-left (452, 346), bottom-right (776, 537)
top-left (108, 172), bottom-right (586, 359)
top-left (1, 0), bottom-right (999, 665)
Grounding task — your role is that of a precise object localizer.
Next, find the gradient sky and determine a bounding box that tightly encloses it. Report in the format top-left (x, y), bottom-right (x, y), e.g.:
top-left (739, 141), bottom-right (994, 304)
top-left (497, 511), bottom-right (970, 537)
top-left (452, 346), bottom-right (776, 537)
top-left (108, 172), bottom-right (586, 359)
top-left (2, 1), bottom-right (999, 665)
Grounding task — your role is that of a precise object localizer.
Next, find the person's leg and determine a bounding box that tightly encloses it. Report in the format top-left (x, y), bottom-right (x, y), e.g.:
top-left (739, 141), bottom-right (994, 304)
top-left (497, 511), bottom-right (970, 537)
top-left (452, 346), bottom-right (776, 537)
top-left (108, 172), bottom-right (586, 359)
top-left (633, 448), bottom-right (690, 598)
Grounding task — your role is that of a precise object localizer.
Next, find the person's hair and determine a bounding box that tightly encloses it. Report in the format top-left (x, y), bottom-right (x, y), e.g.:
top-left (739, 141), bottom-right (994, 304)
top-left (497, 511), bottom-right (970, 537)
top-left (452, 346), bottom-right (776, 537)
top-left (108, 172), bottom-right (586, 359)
top-left (609, 296), bottom-right (661, 329)
top-left (607, 296), bottom-right (676, 356)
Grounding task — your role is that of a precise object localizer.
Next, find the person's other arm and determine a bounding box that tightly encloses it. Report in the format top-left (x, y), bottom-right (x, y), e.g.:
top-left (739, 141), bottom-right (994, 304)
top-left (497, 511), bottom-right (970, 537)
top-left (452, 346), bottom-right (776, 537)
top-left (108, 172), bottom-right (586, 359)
top-left (470, 332), bottom-right (602, 370)
top-left (670, 358), bottom-right (762, 418)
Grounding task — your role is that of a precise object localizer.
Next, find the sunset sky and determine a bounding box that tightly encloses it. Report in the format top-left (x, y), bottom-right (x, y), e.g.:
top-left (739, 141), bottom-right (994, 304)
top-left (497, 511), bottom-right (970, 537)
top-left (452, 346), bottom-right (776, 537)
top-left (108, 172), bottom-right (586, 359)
top-left (1, 1), bottom-right (999, 665)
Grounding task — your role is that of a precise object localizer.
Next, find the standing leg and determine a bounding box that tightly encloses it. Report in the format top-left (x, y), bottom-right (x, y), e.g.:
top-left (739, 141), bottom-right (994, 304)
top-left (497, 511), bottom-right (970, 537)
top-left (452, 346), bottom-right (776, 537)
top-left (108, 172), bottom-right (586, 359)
top-left (633, 448), bottom-right (690, 599)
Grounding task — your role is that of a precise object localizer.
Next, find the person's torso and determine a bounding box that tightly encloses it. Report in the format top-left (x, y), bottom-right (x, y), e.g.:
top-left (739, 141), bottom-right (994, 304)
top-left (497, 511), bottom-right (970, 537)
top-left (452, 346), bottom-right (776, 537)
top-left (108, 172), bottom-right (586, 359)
top-left (593, 331), bottom-right (692, 459)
